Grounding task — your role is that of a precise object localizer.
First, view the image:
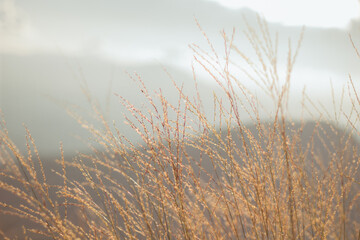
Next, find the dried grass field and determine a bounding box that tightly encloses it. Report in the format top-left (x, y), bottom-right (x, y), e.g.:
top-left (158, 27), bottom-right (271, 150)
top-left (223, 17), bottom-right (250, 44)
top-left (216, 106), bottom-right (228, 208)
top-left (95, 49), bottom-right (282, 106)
top-left (1, 19), bottom-right (360, 239)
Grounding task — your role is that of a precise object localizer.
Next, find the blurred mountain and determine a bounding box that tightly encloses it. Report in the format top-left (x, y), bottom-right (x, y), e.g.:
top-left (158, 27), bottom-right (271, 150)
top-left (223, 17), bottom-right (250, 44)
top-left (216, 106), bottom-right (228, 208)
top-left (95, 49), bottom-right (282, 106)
top-left (0, 53), bottom-right (221, 156)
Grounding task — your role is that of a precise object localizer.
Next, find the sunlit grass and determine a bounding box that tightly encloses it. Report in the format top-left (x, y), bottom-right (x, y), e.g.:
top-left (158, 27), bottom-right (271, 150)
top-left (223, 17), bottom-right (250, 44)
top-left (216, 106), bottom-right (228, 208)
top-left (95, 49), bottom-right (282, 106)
top-left (0, 18), bottom-right (360, 239)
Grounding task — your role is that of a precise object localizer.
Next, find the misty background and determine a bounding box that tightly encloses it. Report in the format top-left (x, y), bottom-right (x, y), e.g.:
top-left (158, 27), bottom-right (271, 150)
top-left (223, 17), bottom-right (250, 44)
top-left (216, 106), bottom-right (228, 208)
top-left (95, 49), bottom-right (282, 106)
top-left (1, 0), bottom-right (360, 156)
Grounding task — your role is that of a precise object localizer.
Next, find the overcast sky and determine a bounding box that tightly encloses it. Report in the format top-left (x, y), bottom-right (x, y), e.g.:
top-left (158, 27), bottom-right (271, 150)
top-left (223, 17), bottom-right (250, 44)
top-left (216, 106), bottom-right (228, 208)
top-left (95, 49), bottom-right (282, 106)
top-left (1, 0), bottom-right (360, 92)
top-left (1, 0), bottom-right (359, 60)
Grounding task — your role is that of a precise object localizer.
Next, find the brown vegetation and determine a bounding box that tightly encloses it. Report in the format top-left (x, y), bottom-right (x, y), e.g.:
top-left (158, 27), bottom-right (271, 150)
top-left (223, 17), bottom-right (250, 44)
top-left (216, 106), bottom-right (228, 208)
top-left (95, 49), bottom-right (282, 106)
top-left (0, 18), bottom-right (360, 239)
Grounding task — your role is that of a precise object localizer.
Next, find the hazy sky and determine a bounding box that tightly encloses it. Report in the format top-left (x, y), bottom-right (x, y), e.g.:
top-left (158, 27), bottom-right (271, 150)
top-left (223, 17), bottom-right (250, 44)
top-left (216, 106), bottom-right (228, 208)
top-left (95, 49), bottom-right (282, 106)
top-left (2, 0), bottom-right (360, 96)
top-left (1, 0), bottom-right (359, 59)
top-left (209, 0), bottom-right (359, 28)
top-left (1, 0), bottom-right (360, 85)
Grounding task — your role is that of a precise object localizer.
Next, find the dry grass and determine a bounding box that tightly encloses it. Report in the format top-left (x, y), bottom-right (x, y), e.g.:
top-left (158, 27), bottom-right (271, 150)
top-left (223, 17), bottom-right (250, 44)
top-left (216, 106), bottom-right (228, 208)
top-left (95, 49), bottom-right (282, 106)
top-left (0, 18), bottom-right (360, 239)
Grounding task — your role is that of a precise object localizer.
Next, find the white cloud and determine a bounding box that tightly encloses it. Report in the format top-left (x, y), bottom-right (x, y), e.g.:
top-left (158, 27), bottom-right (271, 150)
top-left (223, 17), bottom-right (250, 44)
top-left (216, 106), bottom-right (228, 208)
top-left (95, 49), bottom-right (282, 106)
top-left (208, 0), bottom-right (360, 28)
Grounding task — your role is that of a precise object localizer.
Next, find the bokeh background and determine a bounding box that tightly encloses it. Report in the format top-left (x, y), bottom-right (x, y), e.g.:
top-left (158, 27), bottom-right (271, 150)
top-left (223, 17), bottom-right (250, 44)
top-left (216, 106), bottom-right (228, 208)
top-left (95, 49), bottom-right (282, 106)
top-left (1, 0), bottom-right (360, 156)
